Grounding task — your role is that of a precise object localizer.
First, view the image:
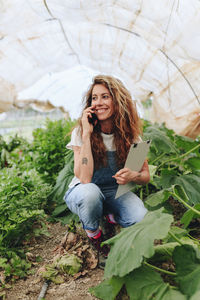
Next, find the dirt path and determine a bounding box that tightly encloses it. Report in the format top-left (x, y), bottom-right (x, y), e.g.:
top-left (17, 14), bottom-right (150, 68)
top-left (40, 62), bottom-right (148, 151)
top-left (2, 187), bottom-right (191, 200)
top-left (5, 222), bottom-right (104, 300)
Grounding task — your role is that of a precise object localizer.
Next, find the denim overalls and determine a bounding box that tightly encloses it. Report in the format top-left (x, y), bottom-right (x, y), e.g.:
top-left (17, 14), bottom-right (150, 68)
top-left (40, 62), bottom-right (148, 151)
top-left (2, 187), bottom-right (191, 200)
top-left (64, 151), bottom-right (147, 231)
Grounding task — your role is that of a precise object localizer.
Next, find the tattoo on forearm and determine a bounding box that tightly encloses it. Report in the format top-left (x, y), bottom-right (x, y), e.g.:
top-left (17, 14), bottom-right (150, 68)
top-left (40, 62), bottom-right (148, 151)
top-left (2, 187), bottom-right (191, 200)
top-left (82, 157), bottom-right (88, 165)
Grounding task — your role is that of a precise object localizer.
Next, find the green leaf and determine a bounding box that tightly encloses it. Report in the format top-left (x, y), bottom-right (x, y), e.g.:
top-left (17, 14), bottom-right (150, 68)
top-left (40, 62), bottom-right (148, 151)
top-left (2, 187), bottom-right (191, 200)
top-left (153, 242), bottom-right (179, 261)
top-left (143, 126), bottom-right (178, 155)
top-left (52, 203), bottom-right (68, 217)
top-left (173, 245), bottom-right (200, 296)
top-left (174, 174), bottom-right (200, 205)
top-left (41, 265), bottom-right (60, 282)
top-left (163, 226), bottom-right (188, 243)
top-left (50, 150), bottom-right (74, 206)
top-left (159, 169), bottom-right (178, 189)
top-left (148, 164), bottom-right (157, 181)
top-left (152, 237), bottom-right (198, 262)
top-left (175, 135), bottom-right (199, 153)
top-left (125, 266), bottom-right (186, 300)
top-left (190, 290), bottom-right (200, 300)
top-left (145, 189), bottom-right (171, 208)
top-left (104, 209), bottom-right (173, 278)
top-left (184, 157), bottom-right (200, 172)
top-left (155, 287), bottom-right (187, 300)
top-left (181, 204), bottom-right (200, 228)
top-left (89, 276), bottom-right (125, 300)
top-left (0, 257), bottom-right (7, 267)
top-left (55, 254), bottom-right (82, 276)
top-left (55, 213), bottom-right (79, 225)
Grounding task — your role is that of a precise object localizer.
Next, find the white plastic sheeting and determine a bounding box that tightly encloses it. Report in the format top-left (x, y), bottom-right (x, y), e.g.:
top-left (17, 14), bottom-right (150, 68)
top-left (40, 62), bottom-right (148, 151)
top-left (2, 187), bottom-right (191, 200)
top-left (0, 0), bottom-right (200, 137)
top-left (18, 65), bottom-right (99, 119)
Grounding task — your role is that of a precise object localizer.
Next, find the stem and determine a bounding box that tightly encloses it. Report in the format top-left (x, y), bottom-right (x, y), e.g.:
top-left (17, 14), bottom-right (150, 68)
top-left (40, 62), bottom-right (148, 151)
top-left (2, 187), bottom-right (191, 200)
top-left (140, 188), bottom-right (143, 201)
top-left (144, 261), bottom-right (177, 276)
top-left (171, 191), bottom-right (200, 217)
top-left (151, 153), bottom-right (165, 164)
top-left (146, 184), bottom-right (149, 196)
top-left (168, 230), bottom-right (183, 245)
top-left (157, 143), bottom-right (200, 170)
top-left (187, 234), bottom-right (200, 244)
top-left (153, 174), bottom-right (160, 178)
top-left (168, 165), bottom-right (178, 171)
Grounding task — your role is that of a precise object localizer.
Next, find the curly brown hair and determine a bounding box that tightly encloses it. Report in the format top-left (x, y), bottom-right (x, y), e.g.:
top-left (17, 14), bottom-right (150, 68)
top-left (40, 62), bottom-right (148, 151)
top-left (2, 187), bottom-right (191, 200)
top-left (78, 75), bottom-right (142, 168)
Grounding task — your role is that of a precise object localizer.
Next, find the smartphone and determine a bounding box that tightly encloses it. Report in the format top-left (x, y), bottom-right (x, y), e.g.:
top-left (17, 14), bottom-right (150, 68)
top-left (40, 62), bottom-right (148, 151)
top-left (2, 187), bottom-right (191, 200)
top-left (88, 113), bottom-right (98, 125)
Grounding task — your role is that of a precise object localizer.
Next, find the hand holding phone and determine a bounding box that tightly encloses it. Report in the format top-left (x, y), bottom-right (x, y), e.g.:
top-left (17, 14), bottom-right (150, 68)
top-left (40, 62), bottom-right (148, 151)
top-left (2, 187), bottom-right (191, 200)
top-left (88, 113), bottom-right (98, 125)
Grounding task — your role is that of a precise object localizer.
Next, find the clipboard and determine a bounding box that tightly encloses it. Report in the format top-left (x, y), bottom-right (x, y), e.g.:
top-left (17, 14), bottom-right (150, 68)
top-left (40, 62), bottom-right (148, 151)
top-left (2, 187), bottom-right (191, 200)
top-left (115, 140), bottom-right (151, 199)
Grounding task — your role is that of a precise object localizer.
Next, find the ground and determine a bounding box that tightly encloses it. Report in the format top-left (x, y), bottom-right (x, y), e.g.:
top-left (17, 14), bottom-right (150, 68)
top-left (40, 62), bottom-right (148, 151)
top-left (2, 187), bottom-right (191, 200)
top-left (4, 200), bottom-right (200, 300)
top-left (5, 222), bottom-right (104, 300)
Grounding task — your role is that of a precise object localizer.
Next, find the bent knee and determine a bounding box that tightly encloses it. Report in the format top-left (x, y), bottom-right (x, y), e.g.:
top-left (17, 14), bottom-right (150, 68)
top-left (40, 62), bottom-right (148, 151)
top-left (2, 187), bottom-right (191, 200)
top-left (134, 206), bottom-right (148, 223)
top-left (82, 183), bottom-right (103, 201)
top-left (77, 183), bottom-right (103, 209)
top-left (118, 207), bottom-right (148, 228)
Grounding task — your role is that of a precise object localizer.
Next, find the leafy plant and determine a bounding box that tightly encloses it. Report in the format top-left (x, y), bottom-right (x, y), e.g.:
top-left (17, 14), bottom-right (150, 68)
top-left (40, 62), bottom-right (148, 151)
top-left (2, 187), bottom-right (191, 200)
top-left (32, 118), bottom-right (75, 185)
top-left (0, 167), bottom-right (51, 247)
top-left (48, 150), bottom-right (78, 224)
top-left (0, 119), bottom-right (77, 283)
top-left (90, 210), bottom-right (200, 299)
top-left (0, 251), bottom-right (32, 282)
top-left (90, 122), bottom-right (200, 299)
top-left (132, 122), bottom-right (200, 221)
top-left (0, 134), bottom-right (32, 169)
top-left (0, 166), bottom-right (51, 283)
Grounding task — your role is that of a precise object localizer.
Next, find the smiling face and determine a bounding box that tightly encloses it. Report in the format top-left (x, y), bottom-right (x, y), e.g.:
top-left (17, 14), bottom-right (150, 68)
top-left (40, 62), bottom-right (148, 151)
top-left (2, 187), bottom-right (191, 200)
top-left (91, 84), bottom-right (114, 123)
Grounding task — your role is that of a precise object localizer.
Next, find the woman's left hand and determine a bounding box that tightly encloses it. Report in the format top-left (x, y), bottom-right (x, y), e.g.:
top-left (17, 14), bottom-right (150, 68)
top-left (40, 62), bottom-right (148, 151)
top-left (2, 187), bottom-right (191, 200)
top-left (112, 160), bottom-right (150, 185)
top-left (113, 168), bottom-right (139, 185)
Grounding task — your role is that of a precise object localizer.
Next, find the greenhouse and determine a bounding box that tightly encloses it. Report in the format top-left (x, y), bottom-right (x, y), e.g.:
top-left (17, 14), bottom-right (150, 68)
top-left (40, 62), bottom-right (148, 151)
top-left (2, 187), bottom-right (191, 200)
top-left (0, 1), bottom-right (200, 299)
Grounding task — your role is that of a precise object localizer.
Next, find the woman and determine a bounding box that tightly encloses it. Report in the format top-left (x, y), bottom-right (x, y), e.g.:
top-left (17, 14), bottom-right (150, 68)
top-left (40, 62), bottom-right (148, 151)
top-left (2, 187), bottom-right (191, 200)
top-left (64, 75), bottom-right (150, 256)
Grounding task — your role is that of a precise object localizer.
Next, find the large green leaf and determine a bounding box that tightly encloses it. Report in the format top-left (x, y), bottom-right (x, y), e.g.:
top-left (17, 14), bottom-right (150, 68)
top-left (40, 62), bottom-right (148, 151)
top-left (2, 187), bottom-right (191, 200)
top-left (145, 189), bottom-right (171, 208)
top-left (190, 290), bottom-right (200, 300)
top-left (52, 203), bottom-right (68, 217)
top-left (158, 169), bottom-right (178, 189)
top-left (173, 245), bottom-right (200, 296)
top-left (143, 126), bottom-right (178, 155)
top-left (163, 226), bottom-right (188, 243)
top-left (174, 174), bottom-right (200, 205)
top-left (125, 266), bottom-right (186, 300)
top-left (152, 242), bottom-right (179, 261)
top-left (184, 157), bottom-right (200, 174)
top-left (56, 213), bottom-right (79, 225)
top-left (50, 150), bottom-right (74, 210)
top-left (151, 237), bottom-right (199, 262)
top-left (89, 276), bottom-right (125, 300)
top-left (174, 135), bottom-right (199, 153)
top-left (103, 209), bottom-right (173, 278)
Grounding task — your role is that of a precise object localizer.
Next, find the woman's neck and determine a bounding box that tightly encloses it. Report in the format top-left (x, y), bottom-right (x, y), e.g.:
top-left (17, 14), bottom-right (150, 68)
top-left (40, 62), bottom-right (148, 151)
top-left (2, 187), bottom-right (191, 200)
top-left (100, 120), bottom-right (113, 134)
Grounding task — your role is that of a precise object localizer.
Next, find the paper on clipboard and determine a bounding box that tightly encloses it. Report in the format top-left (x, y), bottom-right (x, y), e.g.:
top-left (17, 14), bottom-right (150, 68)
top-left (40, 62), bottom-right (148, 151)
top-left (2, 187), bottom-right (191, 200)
top-left (115, 140), bottom-right (151, 199)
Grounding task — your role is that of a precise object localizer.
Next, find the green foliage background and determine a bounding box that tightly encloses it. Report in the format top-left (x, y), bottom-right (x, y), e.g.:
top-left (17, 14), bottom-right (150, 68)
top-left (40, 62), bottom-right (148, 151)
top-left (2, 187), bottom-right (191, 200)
top-left (0, 118), bottom-right (75, 283)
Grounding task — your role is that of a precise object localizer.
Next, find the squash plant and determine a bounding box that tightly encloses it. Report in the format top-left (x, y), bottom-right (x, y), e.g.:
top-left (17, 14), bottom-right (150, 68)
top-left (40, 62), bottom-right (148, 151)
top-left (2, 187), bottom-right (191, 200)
top-left (90, 122), bottom-right (200, 299)
top-left (90, 211), bottom-right (200, 299)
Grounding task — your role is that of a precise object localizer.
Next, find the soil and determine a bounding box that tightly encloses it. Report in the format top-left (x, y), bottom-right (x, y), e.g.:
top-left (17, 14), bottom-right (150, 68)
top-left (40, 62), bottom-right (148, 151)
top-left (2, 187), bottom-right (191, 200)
top-left (4, 222), bottom-right (104, 300)
top-left (3, 202), bottom-right (200, 300)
